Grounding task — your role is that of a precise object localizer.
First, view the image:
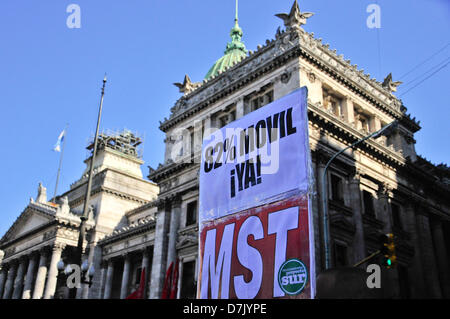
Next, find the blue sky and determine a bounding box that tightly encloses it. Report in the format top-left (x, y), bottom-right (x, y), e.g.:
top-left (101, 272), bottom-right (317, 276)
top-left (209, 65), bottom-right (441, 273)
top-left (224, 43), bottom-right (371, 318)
top-left (0, 0), bottom-right (449, 237)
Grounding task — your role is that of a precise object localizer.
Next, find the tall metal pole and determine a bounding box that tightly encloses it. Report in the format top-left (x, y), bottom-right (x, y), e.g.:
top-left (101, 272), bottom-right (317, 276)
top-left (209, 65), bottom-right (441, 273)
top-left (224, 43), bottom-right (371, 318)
top-left (70, 75), bottom-right (107, 299)
top-left (322, 120), bottom-right (397, 270)
top-left (53, 124), bottom-right (69, 203)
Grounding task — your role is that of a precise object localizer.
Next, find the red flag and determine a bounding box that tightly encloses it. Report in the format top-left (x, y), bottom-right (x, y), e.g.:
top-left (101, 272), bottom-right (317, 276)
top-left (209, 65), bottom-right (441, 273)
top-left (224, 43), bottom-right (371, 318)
top-left (161, 262), bottom-right (173, 299)
top-left (126, 268), bottom-right (146, 299)
top-left (169, 259), bottom-right (179, 299)
top-left (161, 259), bottom-right (180, 299)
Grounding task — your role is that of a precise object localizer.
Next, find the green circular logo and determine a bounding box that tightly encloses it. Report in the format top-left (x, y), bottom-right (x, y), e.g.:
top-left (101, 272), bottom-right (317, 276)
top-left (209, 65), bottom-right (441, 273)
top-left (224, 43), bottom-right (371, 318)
top-left (278, 258), bottom-right (308, 295)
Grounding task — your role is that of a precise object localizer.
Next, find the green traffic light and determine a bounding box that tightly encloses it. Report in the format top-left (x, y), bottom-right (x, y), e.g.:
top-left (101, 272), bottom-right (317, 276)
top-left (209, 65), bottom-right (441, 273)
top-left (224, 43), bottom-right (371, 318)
top-left (387, 259), bottom-right (392, 266)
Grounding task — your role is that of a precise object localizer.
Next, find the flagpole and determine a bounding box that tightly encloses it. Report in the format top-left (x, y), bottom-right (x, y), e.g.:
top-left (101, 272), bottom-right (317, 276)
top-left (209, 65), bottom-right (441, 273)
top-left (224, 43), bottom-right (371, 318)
top-left (53, 124), bottom-right (68, 203)
top-left (69, 75), bottom-right (107, 299)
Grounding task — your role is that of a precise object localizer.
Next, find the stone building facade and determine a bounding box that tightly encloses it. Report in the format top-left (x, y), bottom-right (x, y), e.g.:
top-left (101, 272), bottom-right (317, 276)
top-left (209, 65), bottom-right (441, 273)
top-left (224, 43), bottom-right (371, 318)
top-left (0, 131), bottom-right (159, 299)
top-left (1, 1), bottom-right (449, 299)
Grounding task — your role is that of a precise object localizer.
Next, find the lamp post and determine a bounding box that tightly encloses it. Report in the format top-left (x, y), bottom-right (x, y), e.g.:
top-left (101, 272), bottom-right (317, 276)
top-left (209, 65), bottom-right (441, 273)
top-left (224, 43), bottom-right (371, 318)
top-left (321, 120), bottom-right (398, 270)
top-left (56, 259), bottom-right (95, 299)
top-left (68, 75), bottom-right (107, 299)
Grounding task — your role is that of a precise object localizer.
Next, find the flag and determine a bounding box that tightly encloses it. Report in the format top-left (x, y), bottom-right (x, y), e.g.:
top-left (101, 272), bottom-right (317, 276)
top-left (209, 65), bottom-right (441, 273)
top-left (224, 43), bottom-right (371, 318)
top-left (161, 259), bottom-right (179, 299)
top-left (53, 129), bottom-right (66, 152)
top-left (161, 262), bottom-right (173, 299)
top-left (169, 259), bottom-right (179, 299)
top-left (125, 268), bottom-right (146, 299)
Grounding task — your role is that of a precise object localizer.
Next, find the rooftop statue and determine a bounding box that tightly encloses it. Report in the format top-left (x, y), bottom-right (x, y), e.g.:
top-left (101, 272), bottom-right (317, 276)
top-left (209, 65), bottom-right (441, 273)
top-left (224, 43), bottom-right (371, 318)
top-left (275, 0), bottom-right (314, 31)
top-left (173, 74), bottom-right (201, 95)
top-left (382, 73), bottom-right (403, 93)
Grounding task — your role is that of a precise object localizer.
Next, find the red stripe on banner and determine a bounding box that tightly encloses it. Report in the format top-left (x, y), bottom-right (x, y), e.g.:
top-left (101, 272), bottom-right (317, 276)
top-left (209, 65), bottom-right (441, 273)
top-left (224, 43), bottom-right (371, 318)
top-left (198, 195), bottom-right (311, 299)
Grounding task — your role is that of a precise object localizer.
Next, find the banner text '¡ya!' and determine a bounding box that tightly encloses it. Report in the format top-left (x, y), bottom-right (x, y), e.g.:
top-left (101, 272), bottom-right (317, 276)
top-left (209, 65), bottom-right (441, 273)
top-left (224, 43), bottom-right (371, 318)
top-left (203, 107), bottom-right (297, 174)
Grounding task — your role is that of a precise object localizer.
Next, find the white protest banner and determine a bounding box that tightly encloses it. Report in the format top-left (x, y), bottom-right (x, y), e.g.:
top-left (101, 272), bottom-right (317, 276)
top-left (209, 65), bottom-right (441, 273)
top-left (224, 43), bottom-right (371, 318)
top-left (198, 87), bottom-right (315, 299)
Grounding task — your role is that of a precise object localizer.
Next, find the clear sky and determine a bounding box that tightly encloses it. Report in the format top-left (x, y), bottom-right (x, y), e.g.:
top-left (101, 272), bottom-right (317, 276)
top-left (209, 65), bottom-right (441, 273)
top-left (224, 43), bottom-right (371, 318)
top-left (0, 0), bottom-right (449, 237)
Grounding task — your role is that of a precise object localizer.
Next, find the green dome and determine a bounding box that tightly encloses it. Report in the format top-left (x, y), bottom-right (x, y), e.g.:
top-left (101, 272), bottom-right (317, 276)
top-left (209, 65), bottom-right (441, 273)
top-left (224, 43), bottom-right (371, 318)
top-left (205, 19), bottom-right (247, 80)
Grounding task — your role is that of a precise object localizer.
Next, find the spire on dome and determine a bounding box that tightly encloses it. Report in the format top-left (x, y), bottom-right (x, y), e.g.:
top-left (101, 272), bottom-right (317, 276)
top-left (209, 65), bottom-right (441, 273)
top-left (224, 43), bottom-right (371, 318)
top-left (205, 0), bottom-right (247, 80)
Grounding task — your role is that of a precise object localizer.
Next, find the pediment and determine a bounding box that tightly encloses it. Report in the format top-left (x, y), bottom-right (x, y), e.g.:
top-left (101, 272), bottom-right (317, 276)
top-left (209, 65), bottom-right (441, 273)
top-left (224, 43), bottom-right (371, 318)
top-left (1, 203), bottom-right (56, 244)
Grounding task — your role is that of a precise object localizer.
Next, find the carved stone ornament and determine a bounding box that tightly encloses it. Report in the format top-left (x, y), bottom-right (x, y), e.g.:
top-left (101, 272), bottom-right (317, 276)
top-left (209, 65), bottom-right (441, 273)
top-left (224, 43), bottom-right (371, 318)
top-left (173, 74), bottom-right (201, 96)
top-left (176, 234), bottom-right (198, 249)
top-left (280, 70), bottom-right (292, 84)
top-left (307, 71), bottom-right (316, 83)
top-left (275, 0), bottom-right (314, 31)
top-left (382, 73), bottom-right (402, 93)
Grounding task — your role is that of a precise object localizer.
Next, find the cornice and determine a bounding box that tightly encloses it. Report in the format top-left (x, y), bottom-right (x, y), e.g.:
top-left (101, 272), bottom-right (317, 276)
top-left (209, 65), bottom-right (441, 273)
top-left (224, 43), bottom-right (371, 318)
top-left (98, 217), bottom-right (156, 246)
top-left (308, 102), bottom-right (406, 167)
top-left (0, 220), bottom-right (57, 250)
top-left (159, 27), bottom-right (419, 133)
top-left (148, 160), bottom-right (197, 184)
top-left (0, 203), bottom-right (56, 245)
top-left (68, 185), bottom-right (150, 208)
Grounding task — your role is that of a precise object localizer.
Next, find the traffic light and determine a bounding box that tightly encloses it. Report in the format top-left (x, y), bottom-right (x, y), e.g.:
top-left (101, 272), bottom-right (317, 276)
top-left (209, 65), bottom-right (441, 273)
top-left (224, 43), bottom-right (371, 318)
top-left (379, 233), bottom-right (397, 269)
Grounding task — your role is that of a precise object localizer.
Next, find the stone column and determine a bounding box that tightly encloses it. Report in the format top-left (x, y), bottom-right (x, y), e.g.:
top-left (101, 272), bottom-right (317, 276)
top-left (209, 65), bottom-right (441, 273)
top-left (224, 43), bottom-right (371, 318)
top-left (203, 115), bottom-right (213, 139)
top-left (12, 257), bottom-right (27, 299)
top-left (341, 97), bottom-right (354, 124)
top-left (22, 252), bottom-right (38, 299)
top-left (236, 97), bottom-right (244, 119)
top-left (120, 254), bottom-right (131, 299)
top-left (0, 265), bottom-right (9, 299)
top-left (403, 202), bottom-right (426, 298)
top-left (377, 184), bottom-right (400, 298)
top-left (371, 116), bottom-right (382, 132)
top-left (376, 183), bottom-right (393, 233)
top-left (416, 211), bottom-right (441, 298)
top-left (167, 197), bottom-right (182, 267)
top-left (150, 201), bottom-right (171, 299)
top-left (315, 152), bottom-right (327, 270)
top-left (349, 169), bottom-right (365, 265)
top-left (141, 249), bottom-right (150, 299)
top-left (2, 261), bottom-right (17, 299)
top-left (103, 259), bottom-right (115, 299)
top-left (98, 261), bottom-right (107, 299)
top-left (182, 127), bottom-right (192, 161)
top-left (193, 119), bottom-right (203, 158)
top-left (430, 218), bottom-right (450, 298)
top-left (310, 159), bottom-right (322, 273)
top-left (43, 243), bottom-right (65, 299)
top-left (32, 248), bottom-right (49, 299)
top-left (83, 241), bottom-right (100, 299)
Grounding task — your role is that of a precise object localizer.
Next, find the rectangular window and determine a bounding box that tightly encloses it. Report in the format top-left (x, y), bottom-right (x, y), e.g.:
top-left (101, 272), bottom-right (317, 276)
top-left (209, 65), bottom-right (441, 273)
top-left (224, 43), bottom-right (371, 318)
top-left (330, 174), bottom-right (344, 203)
top-left (334, 243), bottom-right (347, 267)
top-left (363, 190), bottom-right (375, 217)
top-left (391, 203), bottom-right (402, 230)
top-left (398, 265), bottom-right (410, 299)
top-left (190, 130), bottom-right (195, 160)
top-left (186, 201), bottom-right (197, 226)
top-left (180, 261), bottom-right (196, 299)
top-left (246, 88), bottom-right (274, 113)
top-left (134, 267), bottom-right (142, 286)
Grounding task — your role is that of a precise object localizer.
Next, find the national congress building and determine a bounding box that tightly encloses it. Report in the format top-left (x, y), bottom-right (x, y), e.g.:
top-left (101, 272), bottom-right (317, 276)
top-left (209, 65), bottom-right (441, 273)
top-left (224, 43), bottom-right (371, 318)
top-left (1, 1), bottom-right (449, 299)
